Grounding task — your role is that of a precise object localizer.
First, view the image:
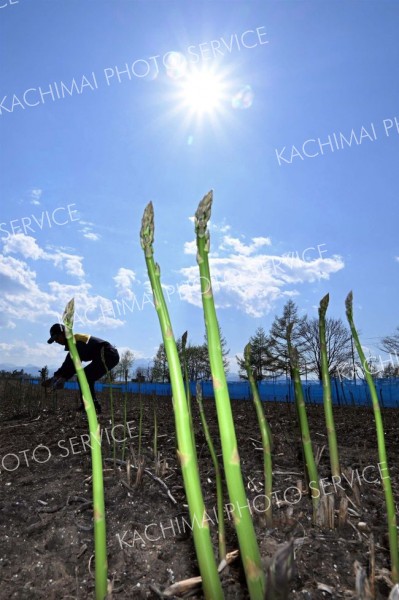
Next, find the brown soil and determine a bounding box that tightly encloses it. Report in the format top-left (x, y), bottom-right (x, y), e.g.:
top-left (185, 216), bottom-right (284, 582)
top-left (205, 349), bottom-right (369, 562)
top-left (0, 381), bottom-right (398, 599)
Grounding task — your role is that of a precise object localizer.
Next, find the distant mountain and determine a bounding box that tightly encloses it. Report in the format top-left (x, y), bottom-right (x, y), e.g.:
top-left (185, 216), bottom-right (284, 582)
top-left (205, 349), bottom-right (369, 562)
top-left (0, 363), bottom-right (54, 377)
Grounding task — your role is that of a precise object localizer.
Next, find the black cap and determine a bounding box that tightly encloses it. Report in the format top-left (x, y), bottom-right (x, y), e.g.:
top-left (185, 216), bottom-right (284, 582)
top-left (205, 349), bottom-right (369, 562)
top-left (47, 323), bottom-right (65, 344)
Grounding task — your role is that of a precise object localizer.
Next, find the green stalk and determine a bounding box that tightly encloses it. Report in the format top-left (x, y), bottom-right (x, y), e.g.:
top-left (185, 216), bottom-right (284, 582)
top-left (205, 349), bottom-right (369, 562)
top-left (287, 326), bottom-right (320, 516)
top-left (196, 382), bottom-right (226, 562)
top-left (101, 348), bottom-right (116, 467)
top-left (181, 331), bottom-right (198, 456)
top-left (195, 191), bottom-right (265, 599)
top-left (346, 292), bottom-right (399, 583)
top-left (181, 331), bottom-right (192, 422)
top-left (121, 371), bottom-right (128, 462)
top-left (63, 299), bottom-right (108, 600)
top-left (318, 294), bottom-right (340, 478)
top-left (244, 343), bottom-right (273, 527)
top-left (140, 202), bottom-right (223, 600)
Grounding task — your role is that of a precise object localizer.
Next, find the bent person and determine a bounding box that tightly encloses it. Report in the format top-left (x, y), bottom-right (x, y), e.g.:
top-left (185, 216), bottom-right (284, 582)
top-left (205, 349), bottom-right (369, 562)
top-left (43, 323), bottom-right (119, 414)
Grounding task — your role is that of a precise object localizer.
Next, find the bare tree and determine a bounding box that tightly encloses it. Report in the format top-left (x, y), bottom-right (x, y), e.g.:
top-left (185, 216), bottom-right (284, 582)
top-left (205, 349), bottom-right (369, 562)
top-left (115, 350), bottom-right (135, 381)
top-left (300, 317), bottom-right (353, 381)
top-left (381, 326), bottom-right (399, 355)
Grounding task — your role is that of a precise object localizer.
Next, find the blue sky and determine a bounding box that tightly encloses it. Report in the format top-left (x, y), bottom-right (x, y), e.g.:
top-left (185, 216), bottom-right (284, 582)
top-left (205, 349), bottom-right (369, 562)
top-left (0, 0), bottom-right (398, 375)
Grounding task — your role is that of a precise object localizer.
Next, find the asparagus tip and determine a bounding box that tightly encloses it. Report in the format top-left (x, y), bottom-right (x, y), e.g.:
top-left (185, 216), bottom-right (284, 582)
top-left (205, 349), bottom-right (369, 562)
top-left (182, 330), bottom-right (188, 348)
top-left (140, 202), bottom-right (155, 256)
top-left (244, 342), bottom-right (251, 362)
top-left (62, 297), bottom-right (75, 330)
top-left (318, 293), bottom-right (330, 317)
top-left (345, 291), bottom-right (353, 318)
top-left (195, 190), bottom-right (213, 237)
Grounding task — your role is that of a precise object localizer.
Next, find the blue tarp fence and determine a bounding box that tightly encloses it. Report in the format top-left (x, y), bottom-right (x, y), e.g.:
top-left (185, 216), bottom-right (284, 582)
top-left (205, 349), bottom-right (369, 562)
top-left (29, 378), bottom-right (399, 407)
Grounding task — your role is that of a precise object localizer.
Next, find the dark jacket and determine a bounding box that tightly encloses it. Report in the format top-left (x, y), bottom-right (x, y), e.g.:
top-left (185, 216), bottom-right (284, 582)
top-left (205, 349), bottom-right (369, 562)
top-left (54, 333), bottom-right (115, 380)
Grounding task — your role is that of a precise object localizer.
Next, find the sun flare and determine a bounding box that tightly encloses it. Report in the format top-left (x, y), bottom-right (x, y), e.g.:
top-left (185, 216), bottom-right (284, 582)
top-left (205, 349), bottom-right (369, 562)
top-left (179, 69), bottom-right (226, 116)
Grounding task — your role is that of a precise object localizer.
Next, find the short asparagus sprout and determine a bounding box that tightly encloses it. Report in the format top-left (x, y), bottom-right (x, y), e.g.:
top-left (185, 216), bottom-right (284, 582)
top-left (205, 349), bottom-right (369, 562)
top-left (318, 294), bottom-right (340, 478)
top-left (346, 292), bottom-right (399, 583)
top-left (195, 190), bottom-right (265, 599)
top-left (196, 381), bottom-right (226, 562)
top-left (140, 202), bottom-right (223, 600)
top-left (244, 343), bottom-right (273, 527)
top-left (101, 347), bottom-right (116, 467)
top-left (287, 324), bottom-right (320, 517)
top-left (181, 331), bottom-right (196, 452)
top-left (62, 298), bottom-right (108, 600)
top-left (181, 331), bottom-right (192, 417)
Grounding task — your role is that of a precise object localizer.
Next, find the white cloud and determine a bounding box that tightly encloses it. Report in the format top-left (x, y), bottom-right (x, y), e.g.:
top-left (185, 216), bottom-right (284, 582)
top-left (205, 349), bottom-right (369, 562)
top-left (113, 268), bottom-right (137, 302)
top-left (184, 240), bottom-right (197, 255)
top-left (0, 317), bottom-right (16, 329)
top-left (53, 253), bottom-right (85, 278)
top-left (0, 254), bottom-right (58, 322)
top-left (0, 239), bottom-right (124, 330)
top-left (179, 228), bottom-right (344, 317)
top-left (117, 346), bottom-right (145, 360)
top-left (78, 221), bottom-right (100, 241)
top-left (3, 234), bottom-right (44, 260)
top-left (252, 236), bottom-right (272, 247)
top-left (0, 340), bottom-right (66, 369)
top-left (214, 223), bottom-right (230, 234)
top-left (83, 232), bottom-right (101, 241)
top-left (220, 235), bottom-right (271, 256)
top-left (48, 281), bottom-right (125, 328)
top-left (3, 233), bottom-right (85, 279)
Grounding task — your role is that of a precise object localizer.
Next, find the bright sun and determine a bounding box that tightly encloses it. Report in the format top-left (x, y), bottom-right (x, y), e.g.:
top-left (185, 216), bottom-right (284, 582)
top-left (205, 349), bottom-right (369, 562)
top-left (179, 69), bottom-right (226, 116)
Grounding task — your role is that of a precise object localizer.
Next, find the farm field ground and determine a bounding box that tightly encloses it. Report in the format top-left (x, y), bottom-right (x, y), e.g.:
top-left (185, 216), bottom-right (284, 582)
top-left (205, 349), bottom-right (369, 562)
top-left (0, 382), bottom-right (398, 599)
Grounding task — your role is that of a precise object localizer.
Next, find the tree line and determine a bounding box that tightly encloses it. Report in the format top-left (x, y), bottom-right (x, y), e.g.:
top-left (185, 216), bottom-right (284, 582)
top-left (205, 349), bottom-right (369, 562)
top-left (130, 300), bottom-right (399, 383)
top-left (33, 301), bottom-right (399, 383)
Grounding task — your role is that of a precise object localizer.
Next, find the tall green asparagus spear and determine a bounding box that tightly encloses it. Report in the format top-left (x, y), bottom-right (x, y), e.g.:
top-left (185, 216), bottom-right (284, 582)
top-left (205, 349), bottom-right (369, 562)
top-left (101, 348), bottom-right (116, 467)
top-left (195, 191), bottom-right (265, 600)
top-left (244, 343), bottom-right (273, 527)
top-left (287, 325), bottom-right (320, 516)
top-left (181, 331), bottom-right (191, 414)
top-left (346, 292), bottom-right (398, 583)
top-left (63, 299), bottom-right (108, 600)
top-left (318, 294), bottom-right (340, 478)
top-left (140, 202), bottom-right (223, 600)
top-left (181, 331), bottom-right (196, 452)
top-left (196, 381), bottom-right (226, 562)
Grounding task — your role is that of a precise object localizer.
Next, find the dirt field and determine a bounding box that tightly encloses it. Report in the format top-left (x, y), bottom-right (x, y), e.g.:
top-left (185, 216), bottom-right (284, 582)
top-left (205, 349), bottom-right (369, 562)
top-left (0, 382), bottom-right (398, 599)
